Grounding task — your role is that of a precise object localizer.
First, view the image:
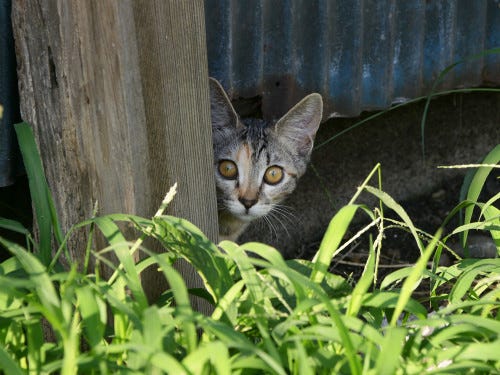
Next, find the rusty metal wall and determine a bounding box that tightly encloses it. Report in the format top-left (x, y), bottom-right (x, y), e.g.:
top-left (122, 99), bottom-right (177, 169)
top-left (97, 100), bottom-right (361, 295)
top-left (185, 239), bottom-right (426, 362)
top-left (205, 0), bottom-right (500, 119)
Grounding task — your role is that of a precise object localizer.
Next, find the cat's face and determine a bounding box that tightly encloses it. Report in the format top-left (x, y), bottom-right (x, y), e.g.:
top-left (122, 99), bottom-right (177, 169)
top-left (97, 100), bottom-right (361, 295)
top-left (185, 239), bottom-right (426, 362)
top-left (214, 120), bottom-right (305, 222)
top-left (209, 78), bottom-right (322, 223)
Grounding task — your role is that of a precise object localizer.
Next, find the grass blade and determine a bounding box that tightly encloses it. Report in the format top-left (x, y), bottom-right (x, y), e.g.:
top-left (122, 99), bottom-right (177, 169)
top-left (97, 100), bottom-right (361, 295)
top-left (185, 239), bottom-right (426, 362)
top-left (374, 327), bottom-right (406, 374)
top-left (460, 145), bottom-right (500, 247)
top-left (0, 218), bottom-right (30, 236)
top-left (455, 340), bottom-right (500, 362)
top-left (365, 186), bottom-right (424, 254)
top-left (183, 341), bottom-right (231, 375)
top-left (390, 229), bottom-right (442, 326)
top-left (0, 237), bottom-right (63, 329)
top-left (347, 241), bottom-right (375, 317)
top-left (0, 255), bottom-right (22, 275)
top-left (25, 319), bottom-right (44, 373)
top-left (449, 260), bottom-right (500, 303)
top-left (311, 204), bottom-right (360, 283)
top-left (94, 217), bottom-right (148, 309)
top-left (76, 285), bottom-right (106, 348)
top-left (477, 204), bottom-right (500, 255)
top-left (0, 344), bottom-right (24, 375)
top-left (221, 242), bottom-right (264, 303)
top-left (14, 123), bottom-right (55, 265)
top-left (155, 215), bottom-right (233, 302)
top-left (202, 319), bottom-right (287, 375)
top-left (362, 292), bottom-right (427, 319)
top-left (152, 250), bottom-right (197, 353)
top-left (147, 352), bottom-right (188, 374)
top-left (293, 339), bottom-right (315, 375)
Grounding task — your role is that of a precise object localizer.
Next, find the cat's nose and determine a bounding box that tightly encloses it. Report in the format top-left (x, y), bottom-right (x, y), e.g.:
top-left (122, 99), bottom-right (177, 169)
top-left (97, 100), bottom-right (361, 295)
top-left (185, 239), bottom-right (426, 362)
top-left (238, 197), bottom-right (257, 210)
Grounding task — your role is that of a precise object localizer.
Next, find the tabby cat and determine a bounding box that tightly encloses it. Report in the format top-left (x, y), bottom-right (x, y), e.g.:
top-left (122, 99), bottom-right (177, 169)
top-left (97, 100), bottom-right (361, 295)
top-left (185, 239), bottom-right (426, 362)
top-left (209, 78), bottom-right (323, 241)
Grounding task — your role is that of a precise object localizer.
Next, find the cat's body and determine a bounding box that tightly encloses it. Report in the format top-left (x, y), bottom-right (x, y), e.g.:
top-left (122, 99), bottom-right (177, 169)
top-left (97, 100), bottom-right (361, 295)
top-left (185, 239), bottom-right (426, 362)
top-left (209, 78), bottom-right (323, 241)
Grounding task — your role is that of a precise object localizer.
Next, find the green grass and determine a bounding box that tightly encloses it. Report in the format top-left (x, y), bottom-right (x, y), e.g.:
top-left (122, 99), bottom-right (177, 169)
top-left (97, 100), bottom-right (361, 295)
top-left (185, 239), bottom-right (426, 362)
top-left (0, 123), bottom-right (498, 374)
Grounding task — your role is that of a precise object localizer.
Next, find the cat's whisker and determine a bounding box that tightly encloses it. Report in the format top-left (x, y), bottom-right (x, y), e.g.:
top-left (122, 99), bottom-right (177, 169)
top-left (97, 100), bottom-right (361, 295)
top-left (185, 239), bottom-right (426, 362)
top-left (261, 214), bottom-right (278, 239)
top-left (271, 204), bottom-right (299, 226)
top-left (210, 77), bottom-right (322, 241)
top-left (269, 212), bottom-right (294, 233)
top-left (266, 210), bottom-right (291, 238)
top-left (273, 205), bottom-right (296, 222)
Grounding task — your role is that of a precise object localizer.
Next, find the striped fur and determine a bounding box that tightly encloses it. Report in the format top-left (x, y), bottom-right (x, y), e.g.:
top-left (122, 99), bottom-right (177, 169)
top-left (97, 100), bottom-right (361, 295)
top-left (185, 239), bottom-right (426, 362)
top-left (209, 78), bottom-right (322, 241)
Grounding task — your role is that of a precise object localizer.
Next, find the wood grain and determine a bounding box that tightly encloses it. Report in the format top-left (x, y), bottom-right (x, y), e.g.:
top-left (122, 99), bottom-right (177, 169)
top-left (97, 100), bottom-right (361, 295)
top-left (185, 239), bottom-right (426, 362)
top-left (12, 0), bottom-right (217, 312)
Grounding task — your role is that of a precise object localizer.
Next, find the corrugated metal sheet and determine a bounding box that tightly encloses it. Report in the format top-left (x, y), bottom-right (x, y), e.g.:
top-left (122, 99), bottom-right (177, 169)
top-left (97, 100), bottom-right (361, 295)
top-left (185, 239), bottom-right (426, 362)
top-left (205, 0), bottom-right (500, 119)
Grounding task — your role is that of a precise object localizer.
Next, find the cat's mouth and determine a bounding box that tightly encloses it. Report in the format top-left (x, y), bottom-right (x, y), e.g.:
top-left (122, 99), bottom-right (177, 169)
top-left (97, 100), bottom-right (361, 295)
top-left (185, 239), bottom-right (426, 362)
top-left (226, 201), bottom-right (270, 222)
top-left (235, 208), bottom-right (262, 222)
top-left (238, 212), bottom-right (259, 222)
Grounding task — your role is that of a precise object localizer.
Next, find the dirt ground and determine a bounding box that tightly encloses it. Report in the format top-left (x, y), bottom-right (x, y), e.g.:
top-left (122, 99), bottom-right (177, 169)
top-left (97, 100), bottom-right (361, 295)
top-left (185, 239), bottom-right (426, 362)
top-left (240, 91), bottom-right (500, 271)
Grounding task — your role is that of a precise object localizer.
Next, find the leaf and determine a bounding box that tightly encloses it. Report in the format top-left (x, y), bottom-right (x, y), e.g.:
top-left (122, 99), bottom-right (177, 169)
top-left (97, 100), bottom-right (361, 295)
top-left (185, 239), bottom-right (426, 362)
top-left (390, 229), bottom-right (441, 326)
top-left (374, 327), bottom-right (406, 374)
top-left (449, 260), bottom-right (500, 303)
top-left (148, 352), bottom-right (189, 374)
top-left (219, 242), bottom-right (263, 303)
top-left (268, 265), bottom-right (363, 375)
top-left (183, 342), bottom-right (231, 375)
top-left (94, 217), bottom-right (148, 309)
top-left (365, 186), bottom-right (424, 254)
top-left (151, 250), bottom-right (197, 353)
top-left (210, 279), bottom-right (245, 323)
top-left (0, 344), bottom-right (24, 375)
top-left (311, 204), bottom-right (360, 283)
top-left (76, 285), bottom-right (106, 348)
top-left (154, 216), bottom-right (233, 303)
top-left (14, 122), bottom-right (65, 265)
top-left (225, 243), bottom-right (283, 365)
top-left (347, 242), bottom-right (375, 317)
top-left (0, 218), bottom-right (30, 236)
top-left (0, 237), bottom-right (63, 328)
top-left (478, 204), bottom-right (500, 255)
top-left (380, 267), bottom-right (433, 291)
top-left (25, 319), bottom-right (44, 373)
top-left (202, 319), bottom-right (287, 375)
top-left (429, 323), bottom-right (486, 346)
top-left (142, 306), bottom-right (163, 352)
top-left (286, 259), bottom-right (350, 298)
top-left (460, 144), bottom-right (500, 247)
top-left (362, 292), bottom-right (427, 320)
top-left (0, 256), bottom-right (23, 276)
top-left (455, 340), bottom-right (500, 362)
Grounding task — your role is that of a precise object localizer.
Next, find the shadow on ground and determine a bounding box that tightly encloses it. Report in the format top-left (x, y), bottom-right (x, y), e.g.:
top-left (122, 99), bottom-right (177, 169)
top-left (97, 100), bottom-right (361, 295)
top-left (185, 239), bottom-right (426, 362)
top-left (240, 92), bottom-right (500, 267)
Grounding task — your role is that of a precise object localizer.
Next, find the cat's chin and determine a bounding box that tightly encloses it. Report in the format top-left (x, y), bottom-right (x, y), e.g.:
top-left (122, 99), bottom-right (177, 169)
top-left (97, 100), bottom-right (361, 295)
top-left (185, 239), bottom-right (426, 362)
top-left (227, 209), bottom-right (261, 223)
top-left (226, 203), bottom-right (271, 223)
top-left (235, 213), bottom-right (261, 223)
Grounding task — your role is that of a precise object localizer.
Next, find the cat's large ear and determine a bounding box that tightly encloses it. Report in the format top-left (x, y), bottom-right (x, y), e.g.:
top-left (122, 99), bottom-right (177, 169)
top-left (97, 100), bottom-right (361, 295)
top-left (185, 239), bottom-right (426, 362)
top-left (274, 93), bottom-right (323, 157)
top-left (209, 78), bottom-right (240, 132)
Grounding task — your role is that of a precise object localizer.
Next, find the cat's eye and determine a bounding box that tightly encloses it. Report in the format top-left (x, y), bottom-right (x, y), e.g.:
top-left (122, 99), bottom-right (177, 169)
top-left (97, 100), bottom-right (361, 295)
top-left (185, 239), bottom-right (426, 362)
top-left (264, 166), bottom-right (284, 185)
top-left (218, 160), bottom-right (238, 179)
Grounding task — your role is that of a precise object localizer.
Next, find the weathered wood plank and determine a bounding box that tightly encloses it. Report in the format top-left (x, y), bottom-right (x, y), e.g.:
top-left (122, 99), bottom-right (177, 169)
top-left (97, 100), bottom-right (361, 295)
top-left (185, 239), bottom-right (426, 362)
top-left (12, 0), bottom-right (216, 312)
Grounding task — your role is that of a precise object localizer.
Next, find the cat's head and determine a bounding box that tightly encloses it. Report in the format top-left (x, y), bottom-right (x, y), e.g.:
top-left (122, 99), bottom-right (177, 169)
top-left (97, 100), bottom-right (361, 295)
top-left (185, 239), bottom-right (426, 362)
top-left (209, 78), bottom-right (322, 223)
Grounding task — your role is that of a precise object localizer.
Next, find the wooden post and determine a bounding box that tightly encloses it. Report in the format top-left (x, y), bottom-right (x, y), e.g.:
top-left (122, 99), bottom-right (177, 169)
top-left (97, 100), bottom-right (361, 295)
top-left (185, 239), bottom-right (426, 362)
top-left (12, 0), bottom-right (217, 312)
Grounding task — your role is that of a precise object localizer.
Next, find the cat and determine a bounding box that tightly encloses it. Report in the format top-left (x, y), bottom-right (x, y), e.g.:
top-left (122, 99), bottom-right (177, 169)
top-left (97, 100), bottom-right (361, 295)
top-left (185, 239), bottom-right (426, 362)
top-left (209, 78), bottom-right (323, 241)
